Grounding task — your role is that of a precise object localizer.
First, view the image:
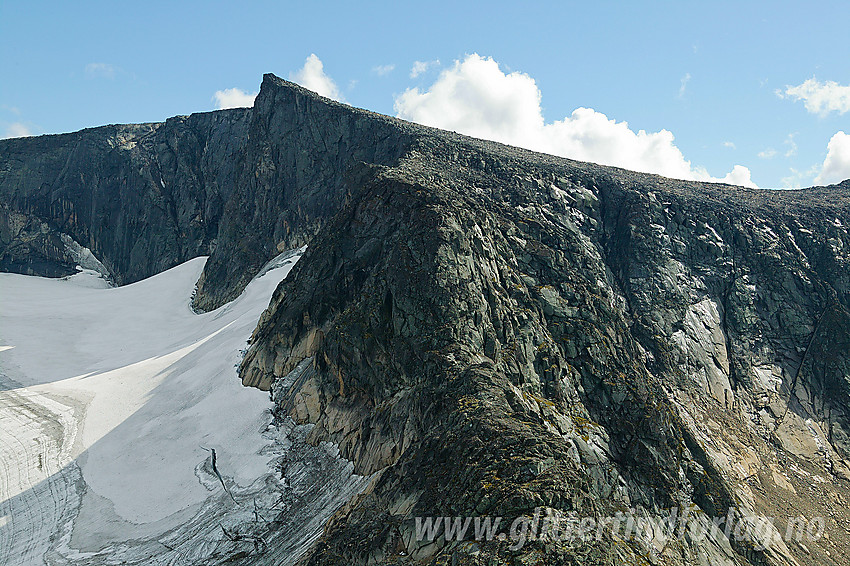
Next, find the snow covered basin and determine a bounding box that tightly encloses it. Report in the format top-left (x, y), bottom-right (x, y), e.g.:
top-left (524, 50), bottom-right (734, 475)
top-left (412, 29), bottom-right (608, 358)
top-left (0, 250), bottom-right (302, 560)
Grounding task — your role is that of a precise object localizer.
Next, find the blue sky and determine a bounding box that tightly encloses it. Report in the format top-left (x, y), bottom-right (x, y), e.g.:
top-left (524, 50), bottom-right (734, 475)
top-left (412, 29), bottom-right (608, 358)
top-left (1, 1), bottom-right (848, 188)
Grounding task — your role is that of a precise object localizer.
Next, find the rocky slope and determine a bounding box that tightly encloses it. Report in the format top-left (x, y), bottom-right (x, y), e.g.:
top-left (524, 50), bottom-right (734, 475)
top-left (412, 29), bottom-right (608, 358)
top-left (2, 75), bottom-right (850, 565)
top-left (240, 132), bottom-right (850, 565)
top-left (191, 75), bottom-right (420, 310)
top-left (0, 108), bottom-right (249, 284)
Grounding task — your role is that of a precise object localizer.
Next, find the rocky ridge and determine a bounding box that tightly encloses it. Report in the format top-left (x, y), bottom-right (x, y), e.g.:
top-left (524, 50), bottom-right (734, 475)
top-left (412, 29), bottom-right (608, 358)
top-left (2, 75), bottom-right (850, 565)
top-left (0, 75), bottom-right (419, 310)
top-left (238, 97), bottom-right (850, 565)
top-left (0, 109), bottom-right (249, 285)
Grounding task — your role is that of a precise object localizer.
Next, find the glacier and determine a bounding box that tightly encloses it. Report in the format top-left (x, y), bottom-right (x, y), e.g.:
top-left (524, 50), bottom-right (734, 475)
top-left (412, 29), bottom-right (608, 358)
top-left (0, 248), bottom-right (368, 565)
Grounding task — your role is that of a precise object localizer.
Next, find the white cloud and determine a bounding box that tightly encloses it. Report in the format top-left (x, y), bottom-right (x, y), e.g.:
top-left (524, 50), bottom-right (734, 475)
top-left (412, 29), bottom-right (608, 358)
top-left (780, 78), bottom-right (850, 116)
top-left (720, 165), bottom-right (756, 187)
top-left (372, 64), bottom-right (395, 76)
top-left (410, 59), bottom-right (440, 78)
top-left (212, 88), bottom-right (257, 109)
top-left (85, 62), bottom-right (117, 79)
top-left (757, 134), bottom-right (796, 160)
top-left (290, 54), bottom-right (344, 102)
top-left (784, 133), bottom-right (798, 157)
top-left (394, 54), bottom-right (756, 187)
top-left (723, 141), bottom-right (736, 149)
top-left (781, 165), bottom-right (821, 189)
top-left (679, 73), bottom-right (691, 98)
top-left (2, 122), bottom-right (33, 139)
top-left (815, 131), bottom-right (850, 185)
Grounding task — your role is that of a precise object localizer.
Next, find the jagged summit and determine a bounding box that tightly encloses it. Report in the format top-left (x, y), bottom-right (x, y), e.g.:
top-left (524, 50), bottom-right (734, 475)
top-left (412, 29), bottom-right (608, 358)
top-left (2, 74), bottom-right (847, 308)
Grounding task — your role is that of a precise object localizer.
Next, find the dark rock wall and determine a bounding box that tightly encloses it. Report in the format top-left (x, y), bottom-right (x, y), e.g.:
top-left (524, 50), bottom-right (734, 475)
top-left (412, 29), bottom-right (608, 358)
top-left (192, 75), bottom-right (418, 310)
top-left (0, 109), bottom-right (250, 284)
top-left (0, 75), bottom-right (417, 311)
top-left (0, 206), bottom-right (78, 277)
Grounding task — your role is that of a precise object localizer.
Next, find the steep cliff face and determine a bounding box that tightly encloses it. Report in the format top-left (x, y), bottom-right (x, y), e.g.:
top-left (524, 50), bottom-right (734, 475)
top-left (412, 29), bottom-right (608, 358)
top-left (192, 75), bottom-right (419, 310)
top-left (240, 132), bottom-right (850, 564)
top-left (0, 109), bottom-right (250, 284)
top-left (2, 76), bottom-right (850, 565)
top-left (0, 75), bottom-right (419, 311)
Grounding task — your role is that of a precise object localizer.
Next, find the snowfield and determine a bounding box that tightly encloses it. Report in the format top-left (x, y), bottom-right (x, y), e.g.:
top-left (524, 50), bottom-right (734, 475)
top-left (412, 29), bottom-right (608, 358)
top-left (0, 250), bottom-right (370, 565)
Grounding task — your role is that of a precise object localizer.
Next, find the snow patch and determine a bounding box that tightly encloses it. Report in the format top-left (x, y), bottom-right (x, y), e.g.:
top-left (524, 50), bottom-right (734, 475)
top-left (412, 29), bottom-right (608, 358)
top-left (0, 248), bottom-right (370, 564)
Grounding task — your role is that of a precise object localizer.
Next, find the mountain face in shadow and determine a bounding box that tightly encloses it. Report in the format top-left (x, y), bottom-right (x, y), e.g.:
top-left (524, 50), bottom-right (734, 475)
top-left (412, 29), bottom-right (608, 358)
top-left (0, 75), bottom-right (416, 310)
top-left (2, 74), bottom-right (850, 565)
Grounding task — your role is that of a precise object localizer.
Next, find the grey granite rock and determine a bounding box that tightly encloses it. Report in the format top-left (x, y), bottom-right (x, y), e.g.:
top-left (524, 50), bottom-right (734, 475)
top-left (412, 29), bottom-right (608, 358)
top-left (0, 108), bottom-right (250, 285)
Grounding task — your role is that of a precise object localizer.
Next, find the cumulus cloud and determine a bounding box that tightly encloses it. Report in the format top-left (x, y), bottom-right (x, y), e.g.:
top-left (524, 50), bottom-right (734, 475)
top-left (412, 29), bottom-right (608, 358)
top-left (723, 141), bottom-right (736, 149)
top-left (372, 64), bottom-right (395, 76)
top-left (720, 166), bottom-right (756, 187)
top-left (410, 59), bottom-right (440, 78)
top-left (815, 131), bottom-right (850, 185)
top-left (85, 62), bottom-right (117, 79)
top-left (394, 54), bottom-right (756, 187)
top-left (290, 54), bottom-right (344, 102)
top-left (212, 88), bottom-right (257, 109)
top-left (2, 122), bottom-right (34, 139)
top-left (758, 148), bottom-right (777, 159)
top-left (780, 78), bottom-right (850, 116)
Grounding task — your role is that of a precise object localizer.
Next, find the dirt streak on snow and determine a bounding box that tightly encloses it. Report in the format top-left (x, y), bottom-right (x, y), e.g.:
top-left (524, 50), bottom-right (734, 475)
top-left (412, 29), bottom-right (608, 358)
top-left (0, 248), bottom-right (369, 565)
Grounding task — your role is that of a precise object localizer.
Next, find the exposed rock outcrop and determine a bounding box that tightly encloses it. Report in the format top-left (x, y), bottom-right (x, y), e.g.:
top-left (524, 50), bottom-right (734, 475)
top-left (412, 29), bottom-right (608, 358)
top-left (2, 75), bottom-right (850, 565)
top-left (0, 75), bottom-right (418, 310)
top-left (192, 75), bottom-right (419, 310)
top-left (0, 109), bottom-right (250, 285)
top-left (240, 118), bottom-right (850, 564)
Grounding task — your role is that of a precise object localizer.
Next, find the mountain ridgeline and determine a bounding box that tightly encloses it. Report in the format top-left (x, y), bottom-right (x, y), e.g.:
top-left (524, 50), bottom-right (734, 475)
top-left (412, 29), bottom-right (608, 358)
top-left (0, 74), bottom-right (416, 309)
top-left (2, 74), bottom-right (850, 565)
